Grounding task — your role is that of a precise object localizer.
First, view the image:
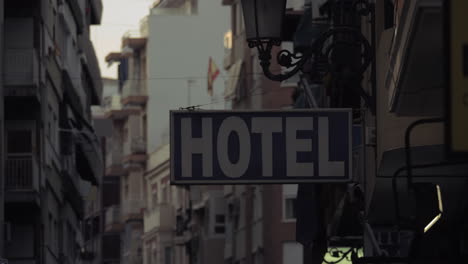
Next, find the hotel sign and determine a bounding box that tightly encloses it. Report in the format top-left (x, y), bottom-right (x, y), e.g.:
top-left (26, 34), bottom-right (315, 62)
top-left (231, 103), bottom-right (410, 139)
top-left (170, 110), bottom-right (352, 184)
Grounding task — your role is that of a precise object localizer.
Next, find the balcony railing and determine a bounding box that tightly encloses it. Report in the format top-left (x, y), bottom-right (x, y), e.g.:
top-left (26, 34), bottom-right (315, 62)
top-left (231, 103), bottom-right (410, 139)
top-left (103, 95), bottom-right (122, 112)
top-left (105, 205), bottom-right (122, 232)
top-left (106, 144), bottom-right (123, 168)
top-left (5, 155), bottom-right (38, 190)
top-left (121, 79), bottom-right (148, 106)
top-left (144, 203), bottom-right (175, 233)
top-left (131, 137), bottom-right (147, 154)
top-left (122, 199), bottom-right (144, 221)
top-left (4, 48), bottom-right (40, 95)
top-left (122, 137), bottom-right (147, 161)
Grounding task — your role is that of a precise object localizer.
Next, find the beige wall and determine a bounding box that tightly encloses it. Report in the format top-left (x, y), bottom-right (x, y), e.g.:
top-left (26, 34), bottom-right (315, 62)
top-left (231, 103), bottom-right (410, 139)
top-left (375, 29), bottom-right (444, 165)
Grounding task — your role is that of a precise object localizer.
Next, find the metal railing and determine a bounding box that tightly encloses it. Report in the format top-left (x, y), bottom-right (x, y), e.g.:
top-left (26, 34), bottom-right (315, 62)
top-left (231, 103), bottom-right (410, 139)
top-left (4, 48), bottom-right (40, 89)
top-left (102, 94), bottom-right (122, 112)
top-left (130, 137), bottom-right (147, 154)
top-left (143, 203), bottom-right (174, 233)
top-left (122, 198), bottom-right (144, 220)
top-left (5, 156), bottom-right (36, 190)
top-left (105, 205), bottom-right (121, 229)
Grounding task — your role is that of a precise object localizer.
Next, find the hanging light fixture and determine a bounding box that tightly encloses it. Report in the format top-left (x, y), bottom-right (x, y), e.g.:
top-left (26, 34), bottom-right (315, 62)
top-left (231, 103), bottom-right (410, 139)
top-left (240, 0), bottom-right (374, 88)
top-left (241, 0), bottom-right (287, 43)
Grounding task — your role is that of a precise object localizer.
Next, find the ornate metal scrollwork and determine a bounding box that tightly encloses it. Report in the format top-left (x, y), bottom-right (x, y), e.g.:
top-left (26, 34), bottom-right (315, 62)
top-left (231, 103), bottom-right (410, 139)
top-left (247, 26), bottom-right (372, 82)
top-left (247, 0), bottom-right (376, 110)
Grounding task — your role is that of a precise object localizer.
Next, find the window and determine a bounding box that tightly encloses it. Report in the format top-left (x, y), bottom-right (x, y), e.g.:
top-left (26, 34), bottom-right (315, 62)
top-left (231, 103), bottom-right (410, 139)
top-left (253, 187), bottom-right (262, 220)
top-left (49, 213), bottom-right (53, 244)
top-left (47, 105), bottom-right (52, 139)
top-left (161, 186), bottom-right (167, 203)
top-left (215, 214), bottom-right (226, 234)
top-left (284, 198), bottom-right (296, 220)
top-left (153, 244), bottom-right (158, 263)
top-left (282, 242), bottom-right (303, 264)
top-left (67, 223), bottom-right (76, 260)
top-left (54, 220), bottom-right (59, 252)
top-left (146, 245), bottom-right (152, 264)
top-left (123, 128), bottom-right (129, 143)
top-left (253, 252), bottom-right (263, 264)
top-left (165, 246), bottom-right (172, 264)
top-left (152, 184), bottom-right (158, 210)
top-left (124, 179), bottom-right (129, 198)
top-left (142, 114), bottom-right (148, 142)
top-left (7, 130), bottom-right (32, 153)
top-left (282, 184), bottom-right (298, 221)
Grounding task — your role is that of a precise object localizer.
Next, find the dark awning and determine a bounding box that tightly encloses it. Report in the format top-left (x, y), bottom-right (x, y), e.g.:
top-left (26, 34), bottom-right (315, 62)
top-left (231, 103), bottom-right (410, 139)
top-left (63, 70), bottom-right (84, 116)
top-left (80, 35), bottom-right (103, 105)
top-left (65, 0), bottom-right (84, 34)
top-left (75, 129), bottom-right (103, 186)
top-left (62, 170), bottom-right (85, 219)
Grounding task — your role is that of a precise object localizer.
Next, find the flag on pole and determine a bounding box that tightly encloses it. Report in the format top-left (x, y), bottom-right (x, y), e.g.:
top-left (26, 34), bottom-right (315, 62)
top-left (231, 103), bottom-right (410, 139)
top-left (207, 57), bottom-right (220, 96)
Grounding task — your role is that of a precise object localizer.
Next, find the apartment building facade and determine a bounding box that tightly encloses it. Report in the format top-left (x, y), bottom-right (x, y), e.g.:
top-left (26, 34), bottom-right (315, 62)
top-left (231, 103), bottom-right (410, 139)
top-left (2, 0), bottom-right (104, 263)
top-left (83, 78), bottom-right (120, 264)
top-left (101, 33), bottom-right (149, 264)
top-left (142, 143), bottom-right (227, 264)
top-left (143, 144), bottom-right (186, 264)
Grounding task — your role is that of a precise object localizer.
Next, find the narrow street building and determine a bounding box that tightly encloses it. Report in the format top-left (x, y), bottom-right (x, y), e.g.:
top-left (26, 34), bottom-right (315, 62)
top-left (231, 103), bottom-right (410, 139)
top-left (102, 32), bottom-right (149, 263)
top-left (3, 0), bottom-right (104, 263)
top-left (84, 77), bottom-right (120, 264)
top-left (143, 144), bottom-right (189, 264)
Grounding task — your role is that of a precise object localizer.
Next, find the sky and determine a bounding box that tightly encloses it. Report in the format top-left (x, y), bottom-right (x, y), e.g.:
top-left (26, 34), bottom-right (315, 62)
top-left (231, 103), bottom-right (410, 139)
top-left (90, 0), bottom-right (154, 79)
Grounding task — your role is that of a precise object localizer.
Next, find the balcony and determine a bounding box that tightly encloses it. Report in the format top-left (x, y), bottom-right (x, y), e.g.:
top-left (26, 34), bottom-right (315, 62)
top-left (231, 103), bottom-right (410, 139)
top-left (122, 198), bottom-right (144, 222)
top-left (4, 48), bottom-right (40, 99)
top-left (5, 156), bottom-right (38, 190)
top-left (143, 204), bottom-right (175, 233)
top-left (122, 137), bottom-right (147, 171)
top-left (123, 137), bottom-right (147, 155)
top-left (121, 79), bottom-right (148, 107)
top-left (105, 145), bottom-right (125, 176)
top-left (105, 205), bottom-right (123, 232)
top-left (104, 94), bottom-right (141, 120)
top-left (5, 155), bottom-right (40, 204)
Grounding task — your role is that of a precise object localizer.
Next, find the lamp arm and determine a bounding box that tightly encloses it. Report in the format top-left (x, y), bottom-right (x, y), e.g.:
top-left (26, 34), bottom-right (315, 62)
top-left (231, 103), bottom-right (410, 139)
top-left (251, 39), bottom-right (312, 82)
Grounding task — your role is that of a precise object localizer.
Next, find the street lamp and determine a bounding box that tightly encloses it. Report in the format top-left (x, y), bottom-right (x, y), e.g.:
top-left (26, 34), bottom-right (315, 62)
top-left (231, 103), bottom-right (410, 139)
top-left (240, 0), bottom-right (374, 90)
top-left (241, 0), bottom-right (309, 82)
top-left (241, 0), bottom-right (286, 43)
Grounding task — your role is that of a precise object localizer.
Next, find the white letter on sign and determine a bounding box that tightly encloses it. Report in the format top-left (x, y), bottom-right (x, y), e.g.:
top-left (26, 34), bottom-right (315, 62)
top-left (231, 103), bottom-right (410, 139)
top-left (319, 117), bottom-right (345, 176)
top-left (217, 117), bottom-right (251, 178)
top-left (181, 118), bottom-right (213, 177)
top-left (286, 117), bottom-right (314, 177)
top-left (252, 117), bottom-right (282, 176)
